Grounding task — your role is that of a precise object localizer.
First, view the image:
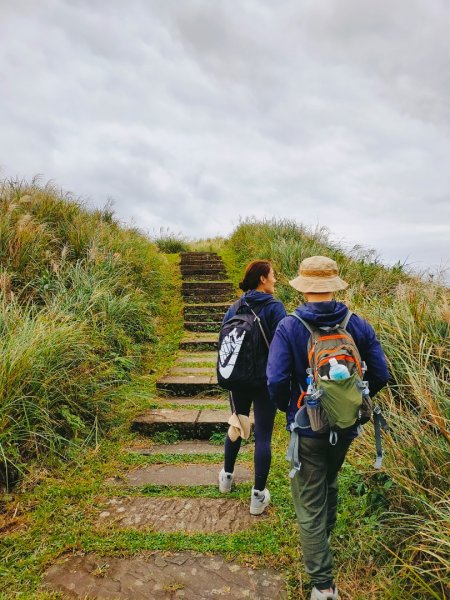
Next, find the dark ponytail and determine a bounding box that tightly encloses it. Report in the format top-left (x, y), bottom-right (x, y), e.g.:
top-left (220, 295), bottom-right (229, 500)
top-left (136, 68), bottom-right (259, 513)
top-left (239, 260), bottom-right (272, 291)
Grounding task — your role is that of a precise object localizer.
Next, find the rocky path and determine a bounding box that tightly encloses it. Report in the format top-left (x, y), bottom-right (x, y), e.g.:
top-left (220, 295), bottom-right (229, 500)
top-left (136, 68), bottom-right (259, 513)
top-left (43, 252), bottom-right (287, 599)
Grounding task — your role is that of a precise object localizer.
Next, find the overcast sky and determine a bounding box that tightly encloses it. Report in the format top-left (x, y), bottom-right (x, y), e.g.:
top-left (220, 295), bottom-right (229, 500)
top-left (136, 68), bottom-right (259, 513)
top-left (1, 0), bottom-right (449, 278)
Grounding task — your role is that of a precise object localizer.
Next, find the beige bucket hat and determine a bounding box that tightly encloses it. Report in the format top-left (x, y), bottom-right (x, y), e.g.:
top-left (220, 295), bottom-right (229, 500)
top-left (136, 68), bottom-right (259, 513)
top-left (289, 256), bottom-right (348, 293)
top-left (227, 413), bottom-right (251, 442)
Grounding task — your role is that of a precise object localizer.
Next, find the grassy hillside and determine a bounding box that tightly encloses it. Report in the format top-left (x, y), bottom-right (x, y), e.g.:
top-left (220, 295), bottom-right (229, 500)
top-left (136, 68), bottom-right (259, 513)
top-left (217, 218), bottom-right (449, 598)
top-left (0, 178), bottom-right (171, 489)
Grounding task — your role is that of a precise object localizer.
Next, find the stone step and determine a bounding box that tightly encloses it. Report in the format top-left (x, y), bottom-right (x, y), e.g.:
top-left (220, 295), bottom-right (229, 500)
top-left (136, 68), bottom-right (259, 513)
top-left (184, 321), bottom-right (221, 332)
top-left (182, 282), bottom-right (234, 292)
top-left (180, 265), bottom-right (226, 273)
top-left (156, 374), bottom-right (219, 396)
top-left (182, 273), bottom-right (228, 281)
top-left (169, 363), bottom-right (215, 377)
top-left (126, 441), bottom-right (231, 455)
top-left (183, 292), bottom-right (235, 303)
top-left (131, 408), bottom-right (235, 438)
top-left (111, 463), bottom-right (252, 487)
top-left (98, 497), bottom-right (260, 533)
top-left (180, 261), bottom-right (224, 268)
top-left (180, 333), bottom-right (218, 351)
top-left (175, 352), bottom-right (217, 364)
top-left (44, 552), bottom-right (286, 599)
top-left (183, 302), bottom-right (229, 315)
top-left (156, 397), bottom-right (228, 407)
top-left (183, 313), bottom-right (224, 322)
top-left (180, 252), bottom-right (219, 258)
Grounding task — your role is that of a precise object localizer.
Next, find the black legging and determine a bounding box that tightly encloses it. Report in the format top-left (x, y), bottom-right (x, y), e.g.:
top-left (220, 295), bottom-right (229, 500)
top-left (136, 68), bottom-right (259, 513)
top-left (224, 385), bottom-right (277, 491)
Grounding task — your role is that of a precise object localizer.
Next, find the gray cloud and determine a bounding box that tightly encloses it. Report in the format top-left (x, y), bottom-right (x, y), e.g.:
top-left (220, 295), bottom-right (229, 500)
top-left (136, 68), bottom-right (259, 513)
top-left (0, 0), bottom-right (449, 278)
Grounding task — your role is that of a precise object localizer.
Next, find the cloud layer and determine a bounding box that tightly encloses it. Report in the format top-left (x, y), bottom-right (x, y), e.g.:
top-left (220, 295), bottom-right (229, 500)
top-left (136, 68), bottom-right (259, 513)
top-left (1, 0), bottom-right (449, 275)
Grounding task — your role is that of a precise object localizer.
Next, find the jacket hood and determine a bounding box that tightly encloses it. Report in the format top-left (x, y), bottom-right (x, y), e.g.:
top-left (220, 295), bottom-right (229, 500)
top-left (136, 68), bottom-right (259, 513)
top-left (243, 290), bottom-right (275, 305)
top-left (295, 301), bottom-right (349, 328)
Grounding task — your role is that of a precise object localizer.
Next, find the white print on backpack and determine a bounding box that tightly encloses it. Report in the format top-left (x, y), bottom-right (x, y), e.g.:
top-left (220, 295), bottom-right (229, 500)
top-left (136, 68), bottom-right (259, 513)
top-left (218, 328), bottom-right (246, 379)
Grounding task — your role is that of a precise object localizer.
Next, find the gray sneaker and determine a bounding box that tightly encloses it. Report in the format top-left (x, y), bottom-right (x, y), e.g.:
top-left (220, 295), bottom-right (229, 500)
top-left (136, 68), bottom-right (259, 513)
top-left (310, 585), bottom-right (338, 600)
top-left (249, 487), bottom-right (271, 515)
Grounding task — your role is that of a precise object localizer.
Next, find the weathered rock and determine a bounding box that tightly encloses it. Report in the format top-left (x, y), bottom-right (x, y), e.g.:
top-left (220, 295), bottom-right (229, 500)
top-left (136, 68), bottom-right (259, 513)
top-left (180, 334), bottom-right (218, 351)
top-left (155, 397), bottom-right (228, 408)
top-left (43, 552), bottom-right (287, 599)
top-left (131, 409), bottom-right (199, 438)
top-left (98, 497), bottom-right (261, 533)
top-left (125, 441), bottom-right (227, 455)
top-left (116, 463), bottom-right (252, 487)
top-left (175, 352), bottom-right (217, 364)
top-left (131, 408), bottom-right (233, 437)
top-left (183, 292), bottom-right (235, 303)
top-left (169, 367), bottom-right (215, 376)
top-left (183, 303), bottom-right (229, 316)
top-left (182, 282), bottom-right (234, 292)
top-left (184, 321), bottom-right (221, 333)
top-left (156, 375), bottom-right (220, 396)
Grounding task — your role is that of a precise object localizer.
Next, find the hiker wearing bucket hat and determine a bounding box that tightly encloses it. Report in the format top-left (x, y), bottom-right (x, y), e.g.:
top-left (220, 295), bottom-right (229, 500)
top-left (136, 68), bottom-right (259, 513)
top-left (267, 256), bottom-right (389, 600)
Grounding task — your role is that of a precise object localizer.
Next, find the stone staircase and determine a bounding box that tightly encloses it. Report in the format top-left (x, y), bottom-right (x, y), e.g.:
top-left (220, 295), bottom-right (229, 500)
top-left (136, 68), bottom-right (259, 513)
top-left (43, 252), bottom-right (287, 599)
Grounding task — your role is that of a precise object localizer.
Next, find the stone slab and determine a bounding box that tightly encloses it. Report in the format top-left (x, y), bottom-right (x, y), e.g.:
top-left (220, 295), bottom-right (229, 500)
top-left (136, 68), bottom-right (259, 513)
top-left (169, 367), bottom-right (215, 375)
top-left (197, 409), bottom-right (252, 437)
top-left (98, 497), bottom-right (260, 533)
top-left (156, 375), bottom-right (220, 396)
top-left (175, 353), bottom-right (217, 364)
top-left (44, 552), bottom-right (286, 599)
top-left (126, 441), bottom-right (227, 455)
top-left (184, 321), bottom-right (221, 332)
top-left (155, 397), bottom-right (228, 407)
top-left (131, 409), bottom-right (199, 438)
top-left (180, 338), bottom-right (218, 351)
top-left (117, 463), bottom-right (252, 487)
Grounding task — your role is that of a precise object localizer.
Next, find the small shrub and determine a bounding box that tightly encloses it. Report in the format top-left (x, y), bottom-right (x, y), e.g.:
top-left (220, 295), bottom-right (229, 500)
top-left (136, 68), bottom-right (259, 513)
top-left (153, 227), bottom-right (189, 253)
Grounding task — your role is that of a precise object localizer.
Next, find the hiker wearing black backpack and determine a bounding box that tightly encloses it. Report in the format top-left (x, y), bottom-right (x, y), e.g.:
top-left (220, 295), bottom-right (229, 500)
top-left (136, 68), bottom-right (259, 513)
top-left (216, 260), bottom-right (286, 515)
top-left (267, 256), bottom-right (389, 600)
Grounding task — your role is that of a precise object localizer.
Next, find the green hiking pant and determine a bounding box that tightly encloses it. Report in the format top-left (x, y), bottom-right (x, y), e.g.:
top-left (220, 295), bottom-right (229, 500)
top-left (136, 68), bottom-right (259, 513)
top-left (290, 435), bottom-right (353, 589)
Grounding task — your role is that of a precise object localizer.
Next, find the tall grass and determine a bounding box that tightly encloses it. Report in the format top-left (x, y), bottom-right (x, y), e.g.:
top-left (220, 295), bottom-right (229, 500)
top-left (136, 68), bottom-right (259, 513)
top-left (0, 178), bottom-right (166, 488)
top-left (224, 217), bottom-right (449, 598)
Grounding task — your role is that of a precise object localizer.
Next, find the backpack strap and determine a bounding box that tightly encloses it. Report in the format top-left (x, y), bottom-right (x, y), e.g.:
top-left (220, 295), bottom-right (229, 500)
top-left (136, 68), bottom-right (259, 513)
top-left (289, 312), bottom-right (314, 334)
top-left (241, 298), bottom-right (277, 350)
top-left (340, 310), bottom-right (353, 331)
top-left (290, 310), bottom-right (353, 333)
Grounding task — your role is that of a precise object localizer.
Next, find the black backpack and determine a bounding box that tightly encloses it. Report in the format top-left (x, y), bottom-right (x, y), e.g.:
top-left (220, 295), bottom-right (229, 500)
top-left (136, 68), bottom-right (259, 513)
top-left (216, 299), bottom-right (274, 391)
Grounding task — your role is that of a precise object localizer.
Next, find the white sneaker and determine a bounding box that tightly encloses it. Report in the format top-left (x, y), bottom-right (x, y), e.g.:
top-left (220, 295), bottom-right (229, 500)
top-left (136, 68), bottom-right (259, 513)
top-left (249, 487), bottom-right (271, 515)
top-left (310, 585), bottom-right (338, 600)
top-left (218, 468), bottom-right (235, 493)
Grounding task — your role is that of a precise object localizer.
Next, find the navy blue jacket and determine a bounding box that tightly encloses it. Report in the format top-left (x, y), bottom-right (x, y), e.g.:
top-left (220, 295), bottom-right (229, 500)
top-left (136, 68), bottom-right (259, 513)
top-left (267, 301), bottom-right (389, 436)
top-left (222, 290), bottom-right (287, 344)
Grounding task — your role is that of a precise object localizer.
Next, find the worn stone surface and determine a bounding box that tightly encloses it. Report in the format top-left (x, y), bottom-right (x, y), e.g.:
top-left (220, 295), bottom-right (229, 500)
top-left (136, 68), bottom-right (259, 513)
top-left (155, 397), bottom-right (228, 408)
top-left (180, 334), bottom-right (218, 351)
top-left (183, 293), bottom-right (235, 303)
top-left (126, 441), bottom-right (228, 455)
top-left (175, 352), bottom-right (217, 364)
top-left (116, 463), bottom-right (252, 487)
top-left (183, 303), bottom-right (229, 315)
top-left (169, 367), bottom-right (215, 376)
top-left (156, 375), bottom-right (220, 396)
top-left (98, 497), bottom-right (260, 533)
top-left (131, 409), bottom-right (198, 438)
top-left (184, 321), bottom-right (221, 333)
top-left (43, 552), bottom-right (286, 599)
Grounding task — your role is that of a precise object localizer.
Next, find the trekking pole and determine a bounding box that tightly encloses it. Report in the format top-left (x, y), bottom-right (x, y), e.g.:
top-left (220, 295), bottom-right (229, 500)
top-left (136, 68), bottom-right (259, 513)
top-left (373, 405), bottom-right (389, 469)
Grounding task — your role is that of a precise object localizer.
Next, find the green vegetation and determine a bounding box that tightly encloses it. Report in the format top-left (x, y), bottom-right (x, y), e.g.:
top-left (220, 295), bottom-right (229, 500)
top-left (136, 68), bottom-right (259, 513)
top-left (153, 227), bottom-right (190, 253)
top-left (0, 178), bottom-right (178, 488)
top-left (1, 201), bottom-right (448, 599)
